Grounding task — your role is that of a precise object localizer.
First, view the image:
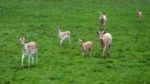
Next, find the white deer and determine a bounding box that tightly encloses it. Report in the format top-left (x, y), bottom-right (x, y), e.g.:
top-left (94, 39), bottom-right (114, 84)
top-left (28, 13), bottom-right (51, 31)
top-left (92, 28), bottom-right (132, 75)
top-left (99, 12), bottom-right (107, 30)
top-left (97, 31), bottom-right (112, 56)
top-left (56, 26), bottom-right (71, 45)
top-left (79, 38), bottom-right (93, 56)
top-left (136, 9), bottom-right (142, 20)
top-left (17, 36), bottom-right (38, 67)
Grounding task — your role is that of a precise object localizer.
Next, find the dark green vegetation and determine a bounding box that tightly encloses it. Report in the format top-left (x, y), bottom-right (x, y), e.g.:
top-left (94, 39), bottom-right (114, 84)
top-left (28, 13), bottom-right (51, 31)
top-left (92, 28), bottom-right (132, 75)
top-left (0, 0), bottom-right (150, 84)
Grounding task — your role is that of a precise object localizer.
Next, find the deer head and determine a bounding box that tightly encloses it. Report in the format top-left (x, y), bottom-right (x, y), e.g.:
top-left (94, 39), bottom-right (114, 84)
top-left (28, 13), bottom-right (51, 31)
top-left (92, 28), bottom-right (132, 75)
top-left (17, 36), bottom-right (27, 45)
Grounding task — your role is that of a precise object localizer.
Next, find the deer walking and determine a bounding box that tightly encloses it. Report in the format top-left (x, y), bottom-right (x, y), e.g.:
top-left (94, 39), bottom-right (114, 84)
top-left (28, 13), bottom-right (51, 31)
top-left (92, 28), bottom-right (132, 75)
top-left (79, 39), bottom-right (93, 56)
top-left (136, 9), bottom-right (142, 20)
top-left (99, 12), bottom-right (107, 30)
top-left (97, 31), bottom-right (112, 56)
top-left (56, 26), bottom-right (71, 45)
top-left (17, 36), bottom-right (38, 67)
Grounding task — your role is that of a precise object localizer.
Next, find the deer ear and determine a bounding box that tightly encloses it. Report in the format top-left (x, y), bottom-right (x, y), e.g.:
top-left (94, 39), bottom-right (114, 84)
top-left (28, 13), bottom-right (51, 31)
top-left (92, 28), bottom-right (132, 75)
top-left (58, 26), bottom-right (61, 28)
top-left (17, 36), bottom-right (19, 40)
top-left (16, 36), bottom-right (20, 43)
top-left (96, 32), bottom-right (99, 35)
top-left (24, 36), bottom-right (27, 39)
top-left (16, 36), bottom-right (20, 44)
top-left (79, 38), bottom-right (82, 41)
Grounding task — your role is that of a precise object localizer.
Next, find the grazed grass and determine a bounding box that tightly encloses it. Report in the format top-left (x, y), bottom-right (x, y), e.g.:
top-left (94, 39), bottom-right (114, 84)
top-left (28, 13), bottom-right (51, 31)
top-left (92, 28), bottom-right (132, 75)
top-left (0, 0), bottom-right (150, 84)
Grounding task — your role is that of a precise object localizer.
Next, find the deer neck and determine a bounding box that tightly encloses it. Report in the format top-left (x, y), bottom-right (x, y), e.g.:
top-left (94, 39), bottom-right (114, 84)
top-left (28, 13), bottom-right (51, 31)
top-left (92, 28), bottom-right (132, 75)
top-left (21, 43), bottom-right (28, 53)
top-left (58, 29), bottom-right (62, 34)
top-left (58, 29), bottom-right (62, 37)
top-left (100, 39), bottom-right (104, 48)
top-left (80, 43), bottom-right (84, 51)
top-left (80, 43), bottom-right (83, 48)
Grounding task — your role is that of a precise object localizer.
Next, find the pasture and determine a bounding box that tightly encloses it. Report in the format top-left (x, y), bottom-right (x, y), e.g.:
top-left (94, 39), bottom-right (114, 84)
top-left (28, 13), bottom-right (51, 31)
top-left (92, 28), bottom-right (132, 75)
top-left (0, 0), bottom-right (150, 83)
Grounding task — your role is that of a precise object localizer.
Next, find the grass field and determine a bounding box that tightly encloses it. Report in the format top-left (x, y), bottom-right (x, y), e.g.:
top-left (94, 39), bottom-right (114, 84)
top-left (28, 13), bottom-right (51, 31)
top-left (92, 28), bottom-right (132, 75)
top-left (0, 0), bottom-right (150, 84)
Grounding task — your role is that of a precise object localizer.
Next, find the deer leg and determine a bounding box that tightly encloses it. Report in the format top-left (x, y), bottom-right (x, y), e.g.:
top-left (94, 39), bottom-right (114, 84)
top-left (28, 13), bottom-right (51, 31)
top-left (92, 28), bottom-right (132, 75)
top-left (82, 49), bottom-right (85, 56)
top-left (89, 48), bottom-right (92, 56)
top-left (103, 46), bottom-right (107, 56)
top-left (82, 52), bottom-right (84, 56)
top-left (36, 52), bottom-right (38, 64)
top-left (108, 44), bottom-right (111, 56)
top-left (28, 56), bottom-right (30, 67)
top-left (60, 39), bottom-right (65, 45)
top-left (105, 45), bottom-right (109, 55)
top-left (102, 25), bottom-right (104, 31)
top-left (60, 40), bottom-right (62, 45)
top-left (138, 15), bottom-right (142, 20)
top-left (100, 24), bottom-right (105, 31)
top-left (21, 54), bottom-right (25, 66)
top-left (85, 49), bottom-right (89, 55)
top-left (32, 56), bottom-right (34, 65)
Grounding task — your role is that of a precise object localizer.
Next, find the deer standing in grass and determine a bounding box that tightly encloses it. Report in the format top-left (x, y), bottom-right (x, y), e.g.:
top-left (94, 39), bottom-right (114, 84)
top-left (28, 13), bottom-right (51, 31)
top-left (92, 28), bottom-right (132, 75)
top-left (97, 31), bottom-right (112, 56)
top-left (56, 26), bottom-right (71, 45)
top-left (79, 39), bottom-right (93, 56)
top-left (99, 12), bottom-right (107, 30)
top-left (17, 36), bottom-right (38, 67)
top-left (136, 9), bottom-right (142, 20)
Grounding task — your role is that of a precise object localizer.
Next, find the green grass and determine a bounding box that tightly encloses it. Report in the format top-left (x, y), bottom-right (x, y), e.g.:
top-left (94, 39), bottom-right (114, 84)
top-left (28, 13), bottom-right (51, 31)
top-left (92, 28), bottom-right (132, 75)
top-left (0, 0), bottom-right (150, 84)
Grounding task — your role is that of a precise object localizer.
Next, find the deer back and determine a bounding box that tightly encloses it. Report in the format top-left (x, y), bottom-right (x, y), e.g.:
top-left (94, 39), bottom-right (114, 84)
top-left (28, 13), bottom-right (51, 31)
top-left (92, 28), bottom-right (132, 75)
top-left (24, 42), bottom-right (38, 54)
top-left (103, 33), bottom-right (112, 45)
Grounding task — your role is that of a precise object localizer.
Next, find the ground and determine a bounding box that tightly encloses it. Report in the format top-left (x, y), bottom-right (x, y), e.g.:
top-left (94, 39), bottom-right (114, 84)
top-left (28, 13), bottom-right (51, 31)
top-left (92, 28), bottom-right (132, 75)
top-left (0, 0), bottom-right (150, 84)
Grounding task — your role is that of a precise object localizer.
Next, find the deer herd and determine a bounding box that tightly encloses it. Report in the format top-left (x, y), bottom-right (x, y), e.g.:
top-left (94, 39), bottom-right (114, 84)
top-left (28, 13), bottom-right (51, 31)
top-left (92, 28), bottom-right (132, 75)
top-left (17, 10), bottom-right (143, 67)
